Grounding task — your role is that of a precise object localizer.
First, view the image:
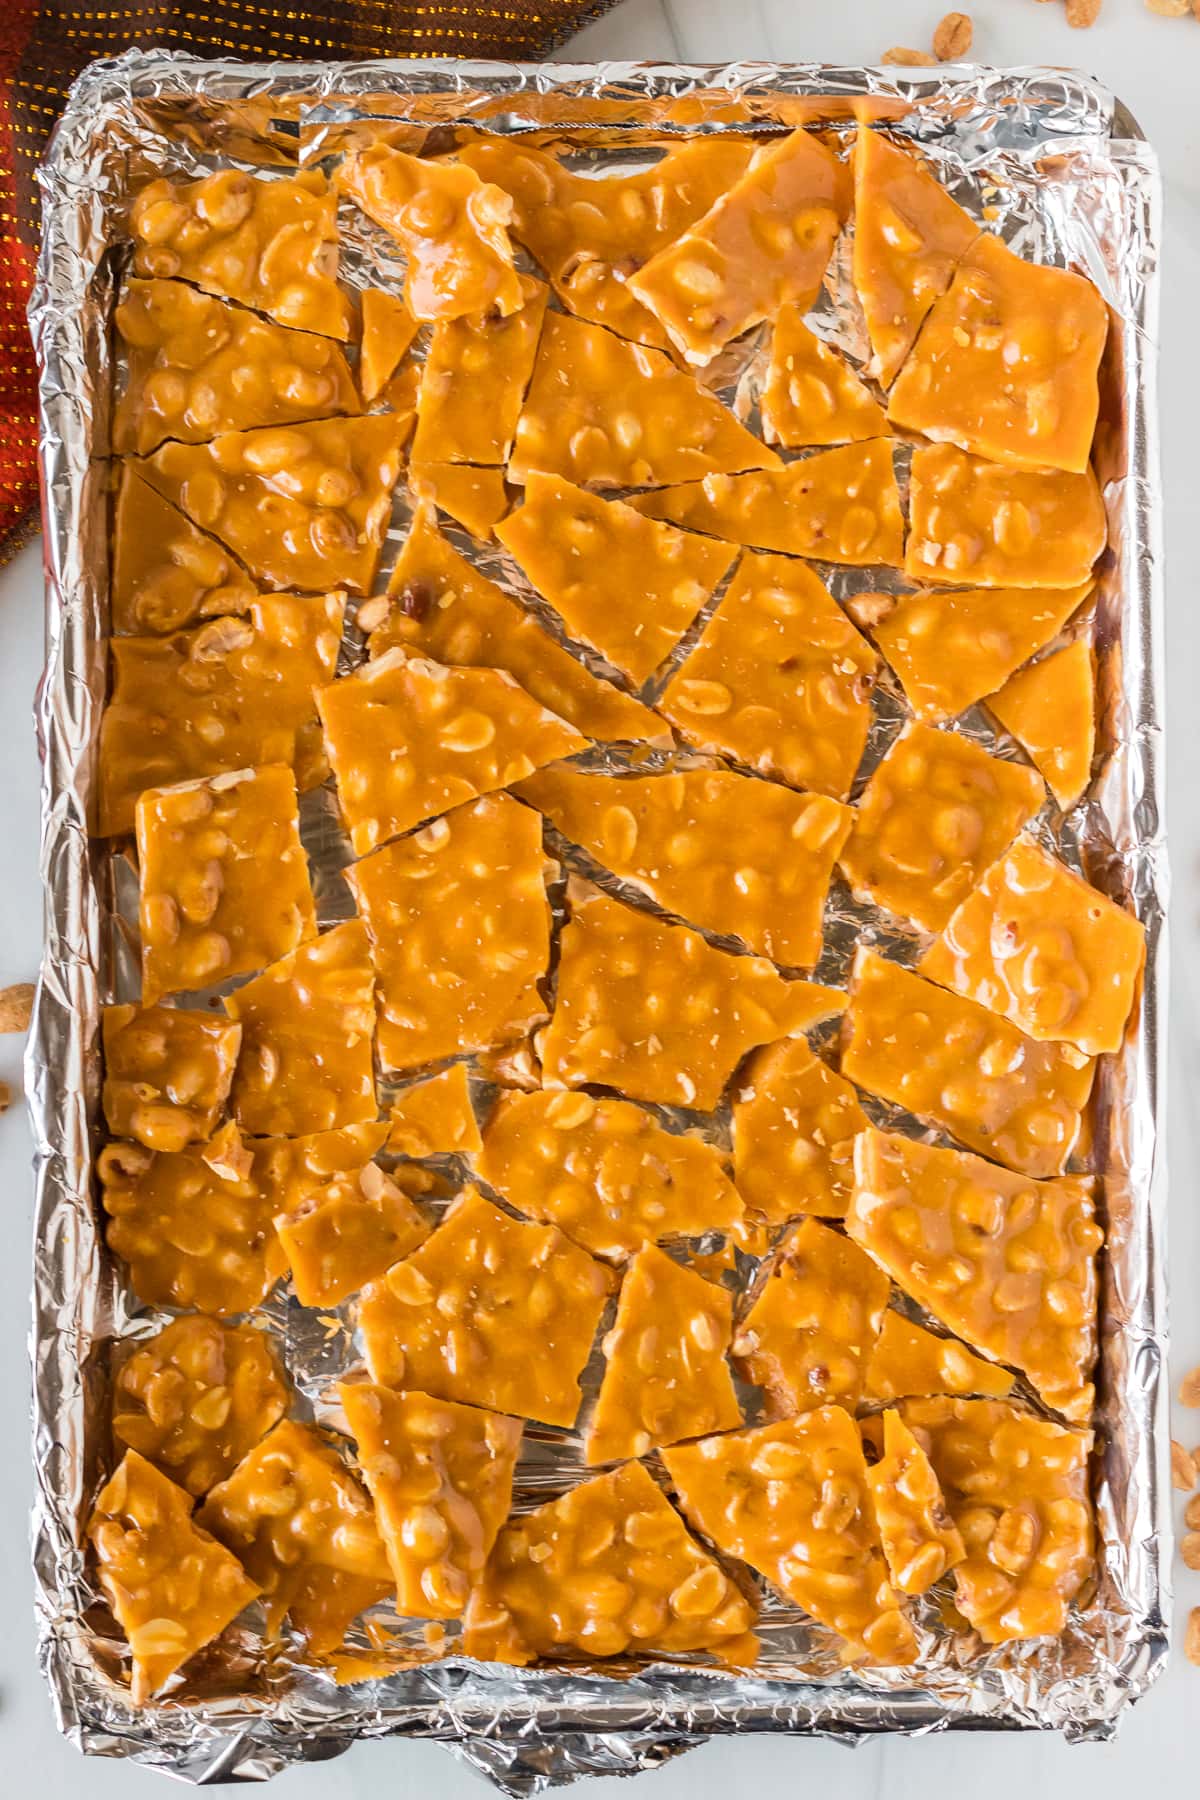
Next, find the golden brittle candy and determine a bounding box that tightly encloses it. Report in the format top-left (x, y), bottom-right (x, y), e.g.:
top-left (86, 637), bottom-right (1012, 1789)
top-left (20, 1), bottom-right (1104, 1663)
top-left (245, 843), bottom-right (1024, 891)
top-left (628, 130), bottom-right (843, 367)
top-left (517, 763), bottom-right (851, 968)
top-left (988, 639), bottom-right (1095, 811)
top-left (358, 1188), bottom-right (610, 1427)
top-left (852, 130), bottom-right (980, 386)
top-left (347, 793), bottom-right (554, 1072)
top-left (509, 311), bottom-right (778, 488)
top-left (114, 278), bottom-right (360, 456)
top-left (663, 1407), bottom-right (917, 1665)
top-left (341, 1382), bottom-right (522, 1618)
top-left (863, 1312), bottom-right (1015, 1403)
top-left (130, 169), bottom-right (354, 340)
top-left (319, 649), bottom-right (584, 856)
top-left (111, 466), bottom-right (257, 637)
top-left (136, 766), bottom-right (316, 1005)
top-left (906, 445), bottom-right (1106, 589)
top-left (848, 1126), bottom-right (1101, 1421)
top-left (198, 1420), bottom-right (392, 1653)
top-left (761, 306), bottom-right (887, 447)
top-left (224, 920), bottom-right (377, 1137)
top-left (102, 1003), bottom-right (241, 1153)
top-left (276, 1165), bottom-right (429, 1307)
top-left (389, 1063), bottom-right (482, 1156)
top-left (733, 1218), bottom-right (889, 1416)
top-left (838, 722), bottom-right (1044, 934)
top-left (477, 1088), bottom-right (744, 1261)
top-left (870, 580), bottom-right (1094, 721)
top-left (371, 506), bottom-right (664, 744)
top-left (99, 592), bottom-right (345, 836)
top-left (462, 1458), bottom-right (757, 1665)
top-left (888, 232), bottom-right (1108, 475)
top-left (731, 1038), bottom-right (869, 1221)
top-left (359, 287), bottom-right (419, 403)
top-left (865, 1410), bottom-right (965, 1596)
top-left (112, 1316), bottom-right (288, 1497)
top-left (919, 835), bottom-right (1145, 1056)
top-left (256, 1119), bottom-right (390, 1203)
top-left (658, 552), bottom-right (878, 800)
top-left (635, 440), bottom-right (904, 567)
top-left (586, 1244), bottom-right (740, 1465)
top-left (339, 144), bottom-right (522, 321)
top-left (498, 473), bottom-right (736, 683)
top-left (409, 462), bottom-right (509, 540)
top-left (141, 414), bottom-right (410, 595)
top-left (540, 881), bottom-right (846, 1110)
top-left (842, 949), bottom-right (1094, 1179)
top-left (88, 1450), bottom-right (259, 1703)
top-left (411, 276), bottom-right (548, 465)
top-left (901, 1396), bottom-right (1093, 1642)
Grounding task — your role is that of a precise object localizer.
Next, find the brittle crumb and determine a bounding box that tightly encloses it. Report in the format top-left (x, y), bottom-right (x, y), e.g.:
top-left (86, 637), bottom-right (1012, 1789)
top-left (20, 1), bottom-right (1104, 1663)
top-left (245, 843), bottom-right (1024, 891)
top-left (0, 982), bottom-right (34, 1033)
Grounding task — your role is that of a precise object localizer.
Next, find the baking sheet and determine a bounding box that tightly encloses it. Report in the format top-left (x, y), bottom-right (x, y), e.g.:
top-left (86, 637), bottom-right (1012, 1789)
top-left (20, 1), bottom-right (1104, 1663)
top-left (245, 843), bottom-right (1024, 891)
top-left (26, 51), bottom-right (1168, 1792)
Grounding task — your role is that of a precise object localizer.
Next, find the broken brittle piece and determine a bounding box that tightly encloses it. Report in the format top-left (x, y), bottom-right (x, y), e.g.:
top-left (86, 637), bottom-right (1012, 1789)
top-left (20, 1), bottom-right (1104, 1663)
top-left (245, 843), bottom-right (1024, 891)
top-left (88, 1450), bottom-right (259, 1703)
top-left (275, 1164), bottom-right (429, 1306)
top-left (540, 881), bottom-right (845, 1110)
top-left (411, 276), bottom-right (548, 465)
top-left (102, 1002), bottom-right (241, 1153)
top-left (358, 1187), bottom-right (610, 1427)
top-left (256, 1120), bottom-right (390, 1205)
top-left (409, 462), bottom-right (509, 540)
top-left (340, 1381), bottom-right (522, 1618)
top-left (988, 639), bottom-right (1095, 811)
top-left (761, 307), bottom-right (887, 447)
top-left (863, 1312), bottom-right (1015, 1403)
top-left (111, 466), bottom-right (257, 638)
top-left (865, 1409), bottom-right (965, 1596)
top-left (388, 1063), bottom-right (482, 1156)
top-left (463, 1458), bottom-right (757, 1665)
top-left (838, 722), bottom-right (1044, 934)
top-left (112, 1315), bottom-right (288, 1497)
top-left (906, 445), bottom-right (1106, 589)
top-left (731, 1038), bottom-right (869, 1221)
top-left (359, 287), bottom-right (419, 403)
top-left (848, 1126), bottom-right (1101, 1421)
top-left (919, 835), bottom-right (1145, 1056)
top-left (658, 552), bottom-right (878, 800)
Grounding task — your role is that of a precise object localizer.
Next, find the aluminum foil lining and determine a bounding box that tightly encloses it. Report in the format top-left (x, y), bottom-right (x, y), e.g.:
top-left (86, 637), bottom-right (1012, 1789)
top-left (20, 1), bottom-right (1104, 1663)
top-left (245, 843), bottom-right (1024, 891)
top-left (26, 50), bottom-right (1168, 1795)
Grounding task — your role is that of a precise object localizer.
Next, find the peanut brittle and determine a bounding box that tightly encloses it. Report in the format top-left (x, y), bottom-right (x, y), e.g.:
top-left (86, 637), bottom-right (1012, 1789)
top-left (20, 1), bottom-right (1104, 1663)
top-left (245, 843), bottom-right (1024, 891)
top-left (137, 766), bottom-right (316, 1004)
top-left (635, 440), bottom-right (904, 567)
top-left (509, 311), bottom-right (778, 488)
top-left (99, 591), bottom-right (344, 836)
top-left (198, 1420), bottom-right (392, 1654)
top-left (838, 722), bottom-right (1044, 934)
top-left (256, 1119), bottom-right (390, 1205)
top-left (731, 1038), bottom-right (869, 1222)
top-left (761, 307), bottom-right (887, 447)
top-left (497, 473), bottom-right (736, 682)
top-left (114, 278), bottom-right (359, 456)
top-left (865, 1410), bottom-right (965, 1596)
top-left (319, 649), bottom-right (584, 855)
top-left (906, 445), bottom-right (1106, 589)
top-left (863, 1312), bottom-right (1015, 1403)
top-left (852, 129), bottom-right (980, 386)
top-left (462, 1459), bottom-right (757, 1665)
top-left (411, 276), bottom-right (547, 466)
top-left (346, 793), bottom-right (554, 1071)
top-left (225, 920), bottom-right (376, 1136)
top-left (102, 1002), bottom-right (241, 1153)
top-left (842, 948), bottom-right (1094, 1179)
top-left (409, 462), bottom-right (509, 540)
top-left (919, 835), bottom-right (1145, 1056)
top-left (339, 144), bottom-right (522, 321)
top-left (359, 287), bottom-right (419, 403)
top-left (628, 130), bottom-right (843, 367)
top-left (733, 1218), bottom-right (889, 1415)
top-left (112, 467), bottom-right (256, 637)
top-left (88, 1450), bottom-right (259, 1703)
top-left (586, 1245), bottom-right (740, 1465)
top-left (888, 232), bottom-right (1108, 475)
top-left (477, 1088), bottom-right (744, 1261)
top-left (340, 1382), bottom-right (522, 1618)
top-left (848, 1127), bottom-right (1101, 1421)
top-left (370, 506), bottom-right (665, 744)
top-left (870, 580), bottom-right (1093, 722)
top-left (663, 1408), bottom-right (917, 1664)
top-left (276, 1164), bottom-right (429, 1307)
top-left (540, 882), bottom-right (846, 1110)
top-left (388, 1063), bottom-right (482, 1156)
top-left (358, 1188), bottom-right (610, 1426)
top-left (112, 1316), bottom-right (288, 1497)
top-left (130, 169), bottom-right (354, 340)
top-left (141, 413), bottom-right (410, 595)
top-left (658, 552), bottom-right (878, 799)
top-left (901, 1396), bottom-right (1093, 1642)
top-left (988, 639), bottom-right (1095, 811)
top-left (517, 763), bottom-right (851, 967)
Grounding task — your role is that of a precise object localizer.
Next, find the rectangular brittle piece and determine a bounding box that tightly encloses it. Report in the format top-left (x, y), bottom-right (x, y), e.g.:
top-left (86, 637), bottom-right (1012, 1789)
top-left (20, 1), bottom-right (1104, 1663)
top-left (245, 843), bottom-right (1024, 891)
top-left (102, 1002), bottom-right (242, 1152)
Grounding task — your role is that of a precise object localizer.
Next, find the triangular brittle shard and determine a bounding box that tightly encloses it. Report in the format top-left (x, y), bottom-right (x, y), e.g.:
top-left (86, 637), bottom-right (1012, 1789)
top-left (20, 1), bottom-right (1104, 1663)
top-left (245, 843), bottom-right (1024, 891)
top-left (409, 463), bottom-right (509, 541)
top-left (863, 1312), bottom-right (1015, 1403)
top-left (761, 306), bottom-right (886, 447)
top-left (411, 276), bottom-right (548, 465)
top-left (359, 288), bottom-right (419, 403)
top-left (388, 1063), bottom-right (482, 1157)
top-left (864, 1411), bottom-right (965, 1597)
top-left (988, 639), bottom-right (1096, 810)
top-left (111, 466), bottom-right (257, 637)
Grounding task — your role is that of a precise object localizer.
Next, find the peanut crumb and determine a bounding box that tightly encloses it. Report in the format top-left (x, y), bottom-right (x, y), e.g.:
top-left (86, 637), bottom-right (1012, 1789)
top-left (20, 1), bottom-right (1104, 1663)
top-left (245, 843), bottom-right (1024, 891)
top-left (0, 1080), bottom-right (10, 1115)
top-left (1182, 1532), bottom-right (1200, 1571)
top-left (1179, 1366), bottom-right (1200, 1407)
top-left (1187, 1607), bottom-right (1200, 1667)
top-left (1187, 1494), bottom-right (1200, 1531)
top-left (1172, 1439), bottom-right (1197, 1491)
top-left (1065, 0), bottom-right (1101, 23)
top-left (0, 982), bottom-right (34, 1033)
top-left (1145, 0), bottom-right (1189, 13)
top-left (881, 47), bottom-right (938, 67)
top-left (933, 12), bottom-right (974, 58)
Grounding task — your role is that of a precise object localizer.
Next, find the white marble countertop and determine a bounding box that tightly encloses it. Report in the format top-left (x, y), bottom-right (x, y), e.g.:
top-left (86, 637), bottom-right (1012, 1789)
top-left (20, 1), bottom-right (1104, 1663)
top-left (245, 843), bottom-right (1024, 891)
top-left (1, 0), bottom-right (1196, 1792)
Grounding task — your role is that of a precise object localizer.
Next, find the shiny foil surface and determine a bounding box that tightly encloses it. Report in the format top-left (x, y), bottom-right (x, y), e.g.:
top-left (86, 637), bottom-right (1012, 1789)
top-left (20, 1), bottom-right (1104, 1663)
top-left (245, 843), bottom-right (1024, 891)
top-left (26, 50), bottom-right (1168, 1793)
